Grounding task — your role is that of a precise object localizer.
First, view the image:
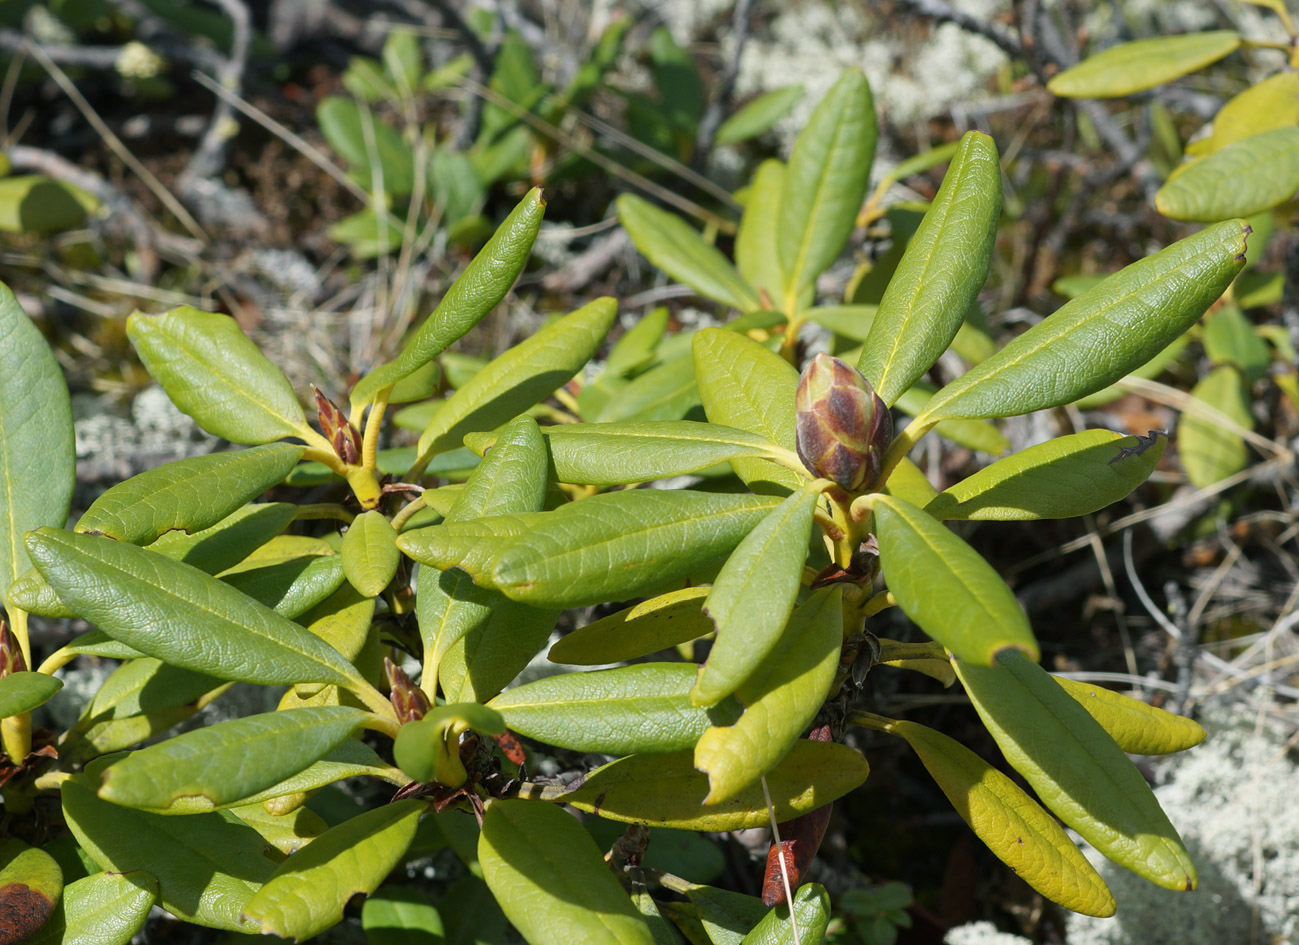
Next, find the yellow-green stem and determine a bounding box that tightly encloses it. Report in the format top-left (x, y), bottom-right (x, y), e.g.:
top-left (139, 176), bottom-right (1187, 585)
top-left (362, 386), bottom-right (393, 471)
top-left (876, 415), bottom-right (936, 487)
top-left (877, 638), bottom-right (946, 662)
top-left (302, 446), bottom-right (348, 476)
top-left (295, 503), bottom-right (356, 523)
top-left (391, 495), bottom-right (428, 532)
top-left (862, 590), bottom-right (896, 618)
top-left (846, 709), bottom-right (897, 732)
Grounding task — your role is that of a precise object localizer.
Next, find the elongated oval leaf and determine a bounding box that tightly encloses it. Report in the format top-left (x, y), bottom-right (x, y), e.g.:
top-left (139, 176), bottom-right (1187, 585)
top-left (416, 297), bottom-right (618, 463)
top-left (618, 194), bottom-right (759, 312)
top-left (97, 707), bottom-right (371, 813)
top-left (1053, 677), bottom-right (1205, 755)
top-left (1047, 31), bottom-right (1241, 97)
top-left (441, 598), bottom-right (559, 704)
top-left (352, 189), bottom-right (546, 405)
top-left (0, 283), bottom-right (74, 607)
top-left (804, 304), bottom-right (877, 342)
top-left (0, 671), bottom-right (62, 718)
top-left (1202, 304), bottom-right (1269, 383)
top-left (480, 800), bottom-right (655, 945)
top-left (222, 554), bottom-right (346, 619)
top-left (778, 70), bottom-right (877, 308)
top-left (924, 430), bottom-right (1166, 521)
top-left (595, 350), bottom-right (701, 423)
top-left (239, 800), bottom-right (423, 941)
top-left (26, 529), bottom-right (367, 690)
top-left (893, 383), bottom-right (1010, 455)
top-left (547, 586), bottom-right (713, 665)
top-left (739, 884), bottom-right (829, 945)
top-left (1189, 71), bottom-right (1299, 155)
top-left (81, 657), bottom-right (221, 724)
top-left (342, 511), bottom-right (401, 598)
top-left (147, 502), bottom-right (299, 574)
top-left (25, 870), bottom-right (158, 945)
top-left (489, 664), bottom-right (735, 754)
top-left (874, 495), bottom-right (1038, 664)
top-left (954, 650), bottom-right (1197, 890)
top-left (0, 838), bottom-right (62, 941)
top-left (77, 444), bottom-right (303, 545)
top-left (227, 738), bottom-right (407, 809)
top-left (127, 307), bottom-right (309, 444)
top-left (692, 484), bottom-right (821, 706)
top-left (693, 328), bottom-right (804, 494)
top-left (1156, 128), bottom-right (1299, 221)
top-left (716, 86), bottom-right (804, 145)
top-left (695, 587), bottom-right (843, 802)
top-left (859, 131), bottom-right (1001, 406)
top-left (1179, 364), bottom-right (1251, 487)
top-left (317, 97), bottom-right (416, 194)
top-left (890, 720), bottom-right (1115, 917)
top-left (735, 159), bottom-right (786, 305)
top-left (362, 885), bottom-right (444, 945)
top-left (62, 775), bottom-right (277, 929)
top-left (564, 740), bottom-right (868, 832)
top-left (229, 802), bottom-right (328, 856)
top-left (920, 221), bottom-right (1250, 421)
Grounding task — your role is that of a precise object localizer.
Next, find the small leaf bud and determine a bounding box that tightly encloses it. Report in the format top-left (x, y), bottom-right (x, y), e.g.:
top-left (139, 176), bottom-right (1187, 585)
top-left (385, 657), bottom-right (430, 723)
top-left (0, 621), bottom-right (25, 677)
top-left (795, 354), bottom-right (891, 492)
top-left (312, 386), bottom-right (361, 465)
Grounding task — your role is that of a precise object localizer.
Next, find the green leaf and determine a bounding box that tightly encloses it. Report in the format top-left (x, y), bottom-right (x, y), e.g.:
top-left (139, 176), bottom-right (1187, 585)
top-left (603, 307), bottom-right (670, 378)
top-left (716, 86), bottom-right (804, 145)
top-left (24, 870), bottom-right (158, 945)
top-left (692, 484), bottom-right (822, 706)
top-left (803, 304), bottom-right (877, 342)
top-left (954, 650), bottom-right (1197, 890)
top-left (595, 351), bottom-right (700, 423)
top-left (317, 97), bottom-right (416, 195)
top-left (777, 70), bottom-right (877, 309)
top-left (0, 671), bottom-right (62, 718)
top-left (1073, 332), bottom-right (1190, 410)
top-left (739, 884), bottom-right (830, 945)
top-left (1202, 305), bottom-right (1270, 383)
top-left (6, 564), bottom-right (74, 618)
top-left (382, 29), bottom-right (423, 92)
top-left (1047, 31), bottom-right (1241, 97)
top-left (488, 664), bottom-right (735, 754)
top-left (342, 511), bottom-right (401, 598)
top-left (923, 429), bottom-right (1166, 521)
top-left (1188, 71), bottom-right (1299, 155)
top-left (147, 502), bottom-right (299, 574)
top-left (687, 886), bottom-right (768, 945)
top-left (416, 297), bottom-right (617, 463)
top-left (76, 443), bottom-right (302, 545)
top-left (617, 195), bottom-right (759, 312)
top-left (127, 307), bottom-right (310, 444)
top-left (546, 586), bottom-right (713, 665)
top-left (62, 775), bottom-right (277, 930)
top-left (239, 800), bottom-right (424, 941)
top-left (893, 383), bottom-right (1010, 455)
top-left (1156, 128), bottom-right (1299, 221)
top-left (394, 703), bottom-right (508, 784)
top-left (858, 132), bottom-right (1001, 406)
top-left (564, 740), bottom-right (868, 832)
top-left (650, 27), bottom-right (703, 133)
top-left (873, 495), bottom-right (1039, 664)
top-left (363, 885), bottom-right (444, 945)
top-left (0, 838), bottom-right (62, 942)
top-left (919, 221), bottom-right (1250, 422)
top-left (695, 586), bottom-right (843, 802)
top-left (735, 160), bottom-right (787, 306)
top-left (889, 719), bottom-right (1115, 917)
top-left (693, 328), bottom-right (805, 494)
top-left (224, 738), bottom-right (407, 809)
top-left (0, 175), bottom-right (95, 234)
top-left (230, 802), bottom-right (329, 856)
top-left (440, 599), bottom-right (560, 704)
top-left (331, 210), bottom-right (404, 258)
top-left (352, 189), bottom-right (546, 406)
top-left (44, 630), bottom-right (144, 665)
top-left (881, 457), bottom-right (939, 507)
top-left (1179, 364), bottom-right (1252, 487)
top-left (26, 529), bottom-right (370, 691)
top-left (222, 554), bottom-right (346, 619)
top-left (403, 491), bottom-right (781, 609)
top-left (1052, 676), bottom-right (1206, 755)
top-left (97, 707), bottom-right (371, 813)
top-left (0, 283), bottom-right (74, 607)
top-left (480, 800), bottom-right (656, 945)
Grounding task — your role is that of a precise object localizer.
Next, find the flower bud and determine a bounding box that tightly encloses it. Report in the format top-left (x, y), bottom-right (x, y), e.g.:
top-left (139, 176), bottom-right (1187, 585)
top-left (0, 620), bottom-right (24, 677)
top-left (385, 656), bottom-right (430, 724)
top-left (795, 354), bottom-right (891, 492)
top-left (312, 385), bottom-right (361, 465)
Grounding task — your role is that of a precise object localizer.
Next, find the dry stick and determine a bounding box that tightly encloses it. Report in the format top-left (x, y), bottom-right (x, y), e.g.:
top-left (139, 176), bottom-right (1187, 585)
top-left (894, 0), bottom-right (1025, 59)
top-left (692, 0), bottom-right (754, 172)
top-left (181, 0), bottom-right (251, 184)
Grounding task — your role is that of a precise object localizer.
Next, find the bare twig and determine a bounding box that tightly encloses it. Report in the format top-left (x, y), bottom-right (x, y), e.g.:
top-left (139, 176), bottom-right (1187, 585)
top-left (181, 0), bottom-right (251, 184)
top-left (894, 0), bottom-right (1025, 60)
top-left (692, 0), bottom-right (754, 170)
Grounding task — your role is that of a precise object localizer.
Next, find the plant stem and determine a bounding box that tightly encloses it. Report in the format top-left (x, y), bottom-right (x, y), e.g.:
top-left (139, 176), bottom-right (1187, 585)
top-left (846, 709), bottom-right (897, 732)
top-left (390, 495), bottom-right (428, 532)
top-left (302, 447), bottom-right (348, 476)
top-left (362, 386), bottom-right (393, 471)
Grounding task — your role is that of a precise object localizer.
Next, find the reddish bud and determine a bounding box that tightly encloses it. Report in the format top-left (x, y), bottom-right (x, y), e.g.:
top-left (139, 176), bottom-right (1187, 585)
top-left (795, 354), bottom-right (890, 492)
top-left (313, 386), bottom-right (362, 465)
top-left (0, 621), bottom-right (25, 677)
top-left (385, 657), bottom-right (430, 723)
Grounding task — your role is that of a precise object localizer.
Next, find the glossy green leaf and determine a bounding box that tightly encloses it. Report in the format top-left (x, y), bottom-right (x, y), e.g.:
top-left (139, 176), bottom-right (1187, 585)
top-left (76, 444), bottom-right (302, 545)
top-left (97, 707), bottom-right (371, 813)
top-left (394, 703), bottom-right (508, 784)
top-left (0, 838), bottom-right (62, 942)
top-left (803, 305), bottom-right (877, 342)
top-left (1047, 31), bottom-right (1241, 97)
top-left (222, 554), bottom-right (346, 619)
top-left (240, 800), bottom-right (424, 941)
top-left (62, 774), bottom-right (277, 930)
top-left (858, 132), bottom-right (1001, 406)
top-left (26, 529), bottom-right (370, 691)
top-left (6, 564), bottom-right (74, 618)
top-left (1073, 333), bottom-right (1190, 409)
top-left (1052, 676), bottom-right (1206, 755)
top-left (954, 650), bottom-right (1197, 890)
top-left (489, 664), bottom-right (735, 754)
top-left (230, 803), bottom-right (329, 856)
top-left (890, 719), bottom-right (1115, 917)
top-left (735, 160), bottom-right (786, 306)
top-left (352, 189), bottom-right (546, 406)
top-left (363, 885), bottom-right (444, 945)
top-left (147, 502), bottom-right (299, 574)
top-left (25, 870), bottom-right (157, 945)
top-left (80, 658), bottom-right (219, 724)
top-left (695, 587), bottom-right (843, 802)
top-left (399, 514), bottom-right (543, 578)
top-left (440, 599), bottom-right (559, 704)
top-left (317, 97), bottom-right (416, 194)
top-left (618, 195), bottom-right (759, 312)
top-left (297, 583), bottom-right (376, 663)
top-left (692, 484), bottom-right (822, 706)
top-left (778, 70), bottom-right (876, 309)
top-left (1156, 128), bottom-right (1299, 221)
top-left (128, 307), bottom-right (310, 444)
top-left (547, 586), bottom-right (713, 665)
top-left (882, 456), bottom-right (940, 508)
top-left (1202, 305), bottom-right (1270, 382)
top-left (919, 221), bottom-right (1250, 422)
top-left (409, 490), bottom-right (781, 609)
top-left (595, 351), bottom-right (700, 423)
top-left (42, 630), bottom-right (144, 667)
top-left (480, 800), bottom-right (655, 945)
top-left (924, 429), bottom-right (1166, 521)
top-left (603, 306), bottom-right (670, 378)
top-left (739, 884), bottom-right (830, 945)
top-left (1179, 364), bottom-right (1252, 487)
top-left (229, 738), bottom-right (407, 809)
top-left (686, 886), bottom-right (768, 945)
top-left (0, 671), bottom-right (62, 718)
top-left (716, 86), bottom-right (804, 145)
top-left (342, 511), bottom-right (401, 598)
top-left (693, 328), bottom-right (804, 494)
top-left (0, 283), bottom-right (74, 608)
top-left (564, 740), bottom-right (868, 831)
top-left (1188, 72), bottom-right (1299, 155)
top-left (874, 495), bottom-right (1039, 664)
top-left (893, 384), bottom-right (1010, 455)
top-left (416, 297), bottom-right (617, 462)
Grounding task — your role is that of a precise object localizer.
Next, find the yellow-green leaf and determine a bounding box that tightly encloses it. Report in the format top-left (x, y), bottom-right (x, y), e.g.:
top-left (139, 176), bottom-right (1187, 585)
top-left (1179, 364), bottom-right (1252, 487)
top-left (1053, 676), bottom-right (1206, 755)
top-left (0, 839), bottom-right (62, 941)
top-left (547, 586), bottom-right (712, 665)
top-left (24, 870), bottom-right (157, 945)
top-left (342, 511), bottom-right (401, 597)
top-left (1188, 72), bottom-right (1299, 156)
top-left (735, 160), bottom-right (786, 306)
top-left (1156, 128), bottom-right (1299, 222)
top-left (1047, 31), bottom-right (1241, 98)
